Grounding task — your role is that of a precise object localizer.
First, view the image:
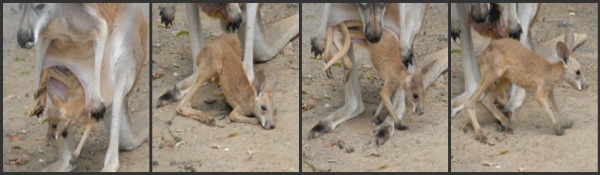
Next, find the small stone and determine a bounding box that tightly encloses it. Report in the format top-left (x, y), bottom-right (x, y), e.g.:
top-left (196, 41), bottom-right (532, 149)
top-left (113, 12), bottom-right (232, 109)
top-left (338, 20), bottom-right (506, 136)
top-left (345, 147), bottom-right (355, 153)
top-left (170, 160), bottom-right (177, 166)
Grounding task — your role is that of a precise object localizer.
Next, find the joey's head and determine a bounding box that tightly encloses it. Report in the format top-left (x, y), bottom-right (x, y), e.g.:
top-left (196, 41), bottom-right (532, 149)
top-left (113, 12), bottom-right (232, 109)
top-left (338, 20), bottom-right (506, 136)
top-left (356, 3), bottom-right (386, 43)
top-left (46, 107), bottom-right (71, 141)
top-left (556, 41), bottom-right (588, 91)
top-left (405, 61), bottom-right (435, 115)
top-left (17, 3), bottom-right (55, 49)
top-left (406, 71), bottom-right (425, 115)
top-left (252, 70), bottom-right (278, 130)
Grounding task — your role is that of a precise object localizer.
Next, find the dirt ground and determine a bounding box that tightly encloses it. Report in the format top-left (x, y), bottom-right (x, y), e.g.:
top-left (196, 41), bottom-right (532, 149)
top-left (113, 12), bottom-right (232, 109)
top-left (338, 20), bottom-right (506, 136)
top-left (301, 3), bottom-right (449, 172)
top-left (2, 4), bottom-right (150, 172)
top-left (450, 4), bottom-right (598, 172)
top-left (150, 4), bottom-right (300, 172)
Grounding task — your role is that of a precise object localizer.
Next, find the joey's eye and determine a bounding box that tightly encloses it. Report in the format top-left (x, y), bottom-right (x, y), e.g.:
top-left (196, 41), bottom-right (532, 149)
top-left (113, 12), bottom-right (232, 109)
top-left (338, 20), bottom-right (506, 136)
top-left (52, 124), bottom-right (57, 129)
top-left (413, 94), bottom-right (419, 99)
top-left (576, 70), bottom-right (581, 76)
top-left (261, 106), bottom-right (267, 111)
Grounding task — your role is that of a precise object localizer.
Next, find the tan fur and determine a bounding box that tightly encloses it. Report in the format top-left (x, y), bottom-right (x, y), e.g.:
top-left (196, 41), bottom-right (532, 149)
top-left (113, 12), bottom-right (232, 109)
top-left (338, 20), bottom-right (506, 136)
top-left (197, 3), bottom-right (230, 21)
top-left (30, 3), bottom-right (148, 117)
top-left (43, 67), bottom-right (94, 158)
top-left (175, 34), bottom-right (278, 129)
top-left (22, 4), bottom-right (148, 171)
top-left (368, 31), bottom-right (426, 110)
top-left (464, 38), bottom-right (586, 143)
top-left (468, 4), bottom-right (541, 40)
top-left (367, 31), bottom-right (430, 145)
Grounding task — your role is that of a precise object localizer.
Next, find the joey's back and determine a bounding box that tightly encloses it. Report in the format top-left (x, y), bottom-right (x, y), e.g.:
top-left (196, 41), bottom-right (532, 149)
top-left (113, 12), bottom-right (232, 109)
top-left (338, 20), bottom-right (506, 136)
top-left (480, 39), bottom-right (566, 89)
top-left (198, 34), bottom-right (253, 110)
top-left (368, 31), bottom-right (410, 83)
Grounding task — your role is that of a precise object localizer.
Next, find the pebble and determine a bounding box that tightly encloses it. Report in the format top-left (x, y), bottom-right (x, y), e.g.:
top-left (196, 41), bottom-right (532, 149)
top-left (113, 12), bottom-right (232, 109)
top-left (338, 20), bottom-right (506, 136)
top-left (437, 34), bottom-right (448, 41)
top-left (345, 147), bottom-right (355, 153)
top-left (557, 20), bottom-right (569, 28)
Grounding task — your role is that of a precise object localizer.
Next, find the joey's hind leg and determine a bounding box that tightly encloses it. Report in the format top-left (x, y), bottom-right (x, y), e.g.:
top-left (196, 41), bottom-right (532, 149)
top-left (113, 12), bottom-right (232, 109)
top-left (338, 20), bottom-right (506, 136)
top-left (548, 89), bottom-right (573, 129)
top-left (482, 78), bottom-right (513, 134)
top-left (73, 125), bottom-right (92, 158)
top-left (157, 73), bottom-right (199, 108)
top-left (175, 75), bottom-right (216, 126)
top-left (464, 74), bottom-right (497, 144)
top-left (374, 80), bottom-right (402, 146)
top-left (535, 88), bottom-right (563, 135)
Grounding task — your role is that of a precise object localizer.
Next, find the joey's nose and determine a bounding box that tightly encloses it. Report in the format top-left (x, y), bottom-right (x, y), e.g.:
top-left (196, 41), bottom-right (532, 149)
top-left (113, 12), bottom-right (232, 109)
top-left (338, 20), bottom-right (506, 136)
top-left (582, 82), bottom-right (589, 90)
top-left (263, 122), bottom-right (276, 130)
top-left (415, 107), bottom-right (425, 115)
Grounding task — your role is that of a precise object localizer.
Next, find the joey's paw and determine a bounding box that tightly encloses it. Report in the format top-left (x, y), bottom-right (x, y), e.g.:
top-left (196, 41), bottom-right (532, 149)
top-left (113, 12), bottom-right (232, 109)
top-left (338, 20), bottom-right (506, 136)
top-left (374, 122), bottom-right (394, 146)
top-left (562, 120), bottom-right (574, 129)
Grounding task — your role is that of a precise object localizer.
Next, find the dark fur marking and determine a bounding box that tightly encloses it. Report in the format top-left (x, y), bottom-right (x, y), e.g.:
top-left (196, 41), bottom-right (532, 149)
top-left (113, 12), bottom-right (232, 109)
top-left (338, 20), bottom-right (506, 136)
top-left (310, 37), bottom-right (323, 56)
top-left (91, 104), bottom-right (105, 121)
top-left (488, 3), bottom-right (501, 22)
top-left (61, 129), bottom-right (68, 138)
top-left (156, 88), bottom-right (178, 108)
top-left (395, 123), bottom-right (408, 130)
top-left (402, 51), bottom-right (414, 69)
top-left (159, 8), bottom-right (174, 28)
top-left (375, 130), bottom-right (390, 146)
top-left (509, 25), bottom-right (522, 40)
top-left (450, 31), bottom-right (460, 42)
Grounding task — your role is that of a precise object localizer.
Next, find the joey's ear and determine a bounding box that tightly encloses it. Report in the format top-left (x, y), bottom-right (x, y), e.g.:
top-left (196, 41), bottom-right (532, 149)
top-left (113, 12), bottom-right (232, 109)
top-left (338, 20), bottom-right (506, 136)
top-left (252, 70), bottom-right (266, 96)
top-left (404, 74), bottom-right (414, 85)
top-left (420, 59), bottom-right (436, 75)
top-left (265, 75), bottom-right (278, 91)
top-left (556, 41), bottom-right (570, 66)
